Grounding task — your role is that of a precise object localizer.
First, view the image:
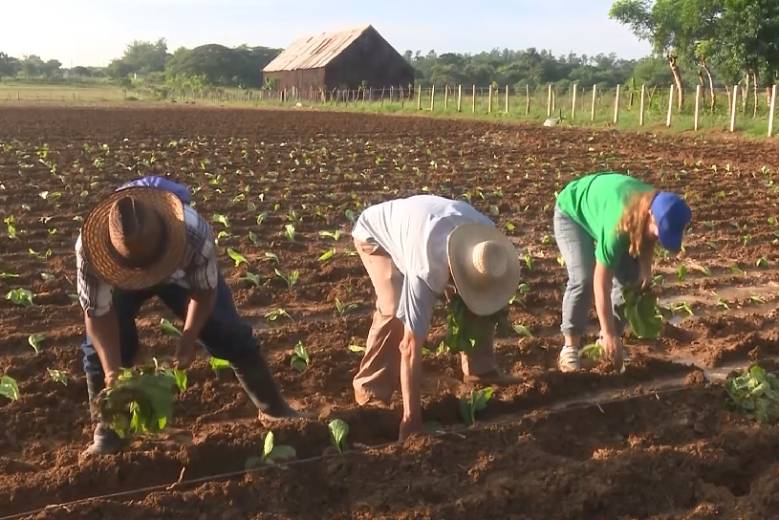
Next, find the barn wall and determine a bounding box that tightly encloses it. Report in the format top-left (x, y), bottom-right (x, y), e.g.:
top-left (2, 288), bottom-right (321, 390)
top-left (264, 68), bottom-right (326, 93)
top-left (324, 28), bottom-right (414, 89)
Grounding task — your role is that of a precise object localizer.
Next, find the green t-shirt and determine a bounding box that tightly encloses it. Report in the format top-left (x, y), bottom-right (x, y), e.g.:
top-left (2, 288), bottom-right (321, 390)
top-left (556, 172), bottom-right (653, 269)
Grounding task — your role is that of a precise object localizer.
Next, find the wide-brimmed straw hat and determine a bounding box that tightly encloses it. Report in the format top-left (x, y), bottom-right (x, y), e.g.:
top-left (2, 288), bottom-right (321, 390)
top-left (81, 187), bottom-right (186, 290)
top-left (447, 223), bottom-right (522, 316)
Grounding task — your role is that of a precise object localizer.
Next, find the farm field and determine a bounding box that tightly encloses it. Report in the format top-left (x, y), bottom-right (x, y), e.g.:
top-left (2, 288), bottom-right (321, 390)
top-left (1, 106), bottom-right (779, 519)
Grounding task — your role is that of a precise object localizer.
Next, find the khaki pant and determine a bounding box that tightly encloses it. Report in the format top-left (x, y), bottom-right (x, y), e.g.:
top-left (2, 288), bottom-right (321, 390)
top-left (353, 239), bottom-right (498, 405)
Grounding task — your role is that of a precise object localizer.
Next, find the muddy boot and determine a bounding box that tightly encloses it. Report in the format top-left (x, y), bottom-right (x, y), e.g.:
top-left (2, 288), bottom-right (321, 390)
top-left (82, 373), bottom-right (122, 456)
top-left (231, 348), bottom-right (307, 422)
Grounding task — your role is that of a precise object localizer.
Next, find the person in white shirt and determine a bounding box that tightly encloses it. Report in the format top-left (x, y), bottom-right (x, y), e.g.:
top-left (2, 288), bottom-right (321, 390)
top-left (352, 195), bottom-right (523, 440)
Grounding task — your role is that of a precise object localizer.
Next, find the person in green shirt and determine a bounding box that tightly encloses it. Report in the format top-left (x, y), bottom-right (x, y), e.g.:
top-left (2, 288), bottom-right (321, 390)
top-left (554, 172), bottom-right (692, 371)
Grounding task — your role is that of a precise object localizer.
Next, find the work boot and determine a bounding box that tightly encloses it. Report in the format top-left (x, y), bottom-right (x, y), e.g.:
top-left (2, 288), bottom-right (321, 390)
top-left (231, 348), bottom-right (307, 421)
top-left (82, 373), bottom-right (122, 456)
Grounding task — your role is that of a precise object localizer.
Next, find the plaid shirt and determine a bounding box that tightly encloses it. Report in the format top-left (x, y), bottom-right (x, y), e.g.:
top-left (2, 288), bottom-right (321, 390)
top-left (76, 205), bottom-right (218, 317)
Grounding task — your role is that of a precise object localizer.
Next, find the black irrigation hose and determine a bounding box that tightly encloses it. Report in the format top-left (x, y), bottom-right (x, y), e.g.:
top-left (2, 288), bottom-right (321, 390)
top-left (0, 380), bottom-right (693, 520)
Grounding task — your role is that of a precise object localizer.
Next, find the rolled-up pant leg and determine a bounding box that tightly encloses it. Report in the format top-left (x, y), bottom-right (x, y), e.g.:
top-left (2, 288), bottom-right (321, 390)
top-left (554, 206), bottom-right (596, 340)
top-left (353, 239), bottom-right (404, 405)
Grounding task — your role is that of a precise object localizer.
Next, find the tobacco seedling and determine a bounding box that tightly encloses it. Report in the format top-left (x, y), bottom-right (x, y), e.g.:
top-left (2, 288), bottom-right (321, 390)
top-left (47, 368), bottom-right (69, 386)
top-left (523, 253), bottom-right (534, 271)
top-left (512, 323), bottom-right (533, 338)
top-left (28, 248), bottom-right (53, 261)
top-left (318, 248), bottom-right (337, 262)
top-left (618, 288), bottom-right (663, 339)
top-left (0, 375), bottom-right (19, 401)
top-left (265, 308), bottom-right (292, 321)
top-left (160, 318), bottom-right (182, 337)
top-left (248, 231), bottom-right (260, 246)
top-left (263, 251), bottom-right (280, 264)
top-left (580, 343), bottom-right (603, 361)
top-left (4, 216), bottom-right (17, 239)
top-left (328, 418), bottom-right (349, 453)
top-left (319, 230), bottom-right (342, 241)
top-left (98, 364), bottom-right (186, 438)
top-left (6, 288), bottom-right (34, 306)
top-left (275, 268), bottom-right (300, 289)
top-left (211, 213), bottom-right (230, 228)
top-left (209, 356), bottom-right (231, 372)
top-left (27, 333), bottom-right (45, 354)
top-left (283, 224), bottom-right (296, 241)
top-left (290, 341), bottom-right (310, 372)
top-left (261, 431), bottom-right (297, 464)
top-left (0, 272), bottom-right (20, 279)
top-left (334, 298), bottom-right (358, 316)
top-left (256, 211), bottom-right (268, 226)
top-left (444, 295), bottom-right (497, 353)
top-left (227, 248), bottom-right (248, 267)
top-left (756, 257), bottom-right (769, 268)
top-left (240, 272), bottom-right (261, 287)
top-left (459, 387), bottom-right (494, 426)
top-left (725, 364), bottom-right (779, 422)
top-left (676, 264), bottom-right (688, 281)
top-left (671, 301), bottom-right (695, 317)
top-left (347, 344), bottom-right (366, 354)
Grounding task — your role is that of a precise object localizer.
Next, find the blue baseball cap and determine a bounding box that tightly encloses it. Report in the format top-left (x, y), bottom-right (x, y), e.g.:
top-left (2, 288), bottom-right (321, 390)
top-left (651, 192), bottom-right (692, 252)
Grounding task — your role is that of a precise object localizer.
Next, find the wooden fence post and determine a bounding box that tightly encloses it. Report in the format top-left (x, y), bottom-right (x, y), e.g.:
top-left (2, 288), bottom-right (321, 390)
top-left (488, 85), bottom-right (493, 114)
top-left (639, 84), bottom-right (646, 126)
top-left (430, 84), bottom-right (435, 111)
top-left (505, 85), bottom-right (509, 113)
top-left (525, 84), bottom-right (530, 115)
top-left (730, 84), bottom-right (738, 132)
top-left (694, 84), bottom-right (701, 131)
top-left (457, 84), bottom-right (462, 112)
top-left (591, 84), bottom-right (597, 121)
top-left (547, 83), bottom-right (553, 117)
top-left (613, 84), bottom-right (621, 124)
top-left (417, 85), bottom-right (422, 110)
top-left (472, 85), bottom-right (476, 113)
top-left (666, 84), bottom-right (674, 127)
top-left (571, 83), bottom-right (577, 120)
top-left (768, 84), bottom-right (777, 137)
top-left (444, 85), bottom-right (449, 110)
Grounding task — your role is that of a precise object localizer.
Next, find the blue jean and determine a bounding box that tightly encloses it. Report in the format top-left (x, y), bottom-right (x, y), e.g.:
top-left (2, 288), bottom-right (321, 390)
top-left (80, 274), bottom-right (255, 379)
top-left (553, 206), bottom-right (639, 338)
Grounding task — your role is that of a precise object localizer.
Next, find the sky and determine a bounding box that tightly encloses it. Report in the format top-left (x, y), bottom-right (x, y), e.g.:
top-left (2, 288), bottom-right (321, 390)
top-left (1, 0), bottom-right (651, 67)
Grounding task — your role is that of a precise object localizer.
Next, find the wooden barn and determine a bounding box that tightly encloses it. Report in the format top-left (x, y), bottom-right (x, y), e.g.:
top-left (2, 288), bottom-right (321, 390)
top-left (262, 25), bottom-right (414, 92)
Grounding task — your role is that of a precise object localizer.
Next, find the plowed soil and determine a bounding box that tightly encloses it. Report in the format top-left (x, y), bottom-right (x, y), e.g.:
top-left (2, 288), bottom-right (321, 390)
top-left (1, 106), bottom-right (778, 520)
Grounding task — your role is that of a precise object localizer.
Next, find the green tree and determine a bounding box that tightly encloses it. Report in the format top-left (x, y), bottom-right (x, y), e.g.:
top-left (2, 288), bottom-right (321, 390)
top-left (108, 38), bottom-right (168, 79)
top-left (20, 55), bottom-right (45, 78)
top-left (0, 52), bottom-right (21, 80)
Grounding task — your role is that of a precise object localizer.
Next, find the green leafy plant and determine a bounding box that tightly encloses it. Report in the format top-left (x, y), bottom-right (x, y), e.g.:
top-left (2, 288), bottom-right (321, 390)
top-left (240, 271), bottom-right (262, 287)
top-left (347, 344), bottom-right (366, 354)
top-left (0, 272), bottom-right (20, 279)
top-left (248, 230), bottom-right (260, 246)
top-left (211, 213), bottom-right (230, 228)
top-left (6, 288), bottom-right (34, 306)
top-left (523, 253), bottom-right (534, 271)
top-left (209, 356), bottom-right (232, 372)
top-left (318, 248), bottom-right (337, 262)
top-left (28, 248), bottom-right (53, 260)
top-left (334, 297), bottom-right (358, 316)
top-left (4, 216), bottom-right (17, 239)
top-left (290, 341), bottom-right (310, 372)
top-left (262, 431), bottom-right (297, 463)
top-left (256, 211), bottom-right (268, 226)
top-left (265, 308), bottom-right (292, 321)
top-left (98, 364), bottom-right (186, 438)
top-left (160, 318), bottom-right (182, 337)
top-left (756, 257), bottom-right (769, 268)
top-left (512, 323), bottom-right (533, 338)
top-left (618, 288), bottom-right (663, 339)
top-left (0, 374), bottom-right (20, 401)
top-left (47, 368), bottom-right (69, 386)
top-left (444, 295), bottom-right (500, 353)
top-left (283, 224), bottom-right (296, 241)
top-left (27, 333), bottom-right (45, 354)
top-left (275, 268), bottom-right (300, 289)
top-left (725, 364), bottom-right (779, 422)
top-left (227, 248), bottom-right (248, 267)
top-left (580, 343), bottom-right (603, 361)
top-left (459, 387), bottom-right (494, 426)
top-left (676, 264), bottom-right (688, 281)
top-left (328, 418), bottom-right (349, 453)
top-left (319, 230), bottom-right (342, 241)
top-left (671, 301), bottom-right (695, 317)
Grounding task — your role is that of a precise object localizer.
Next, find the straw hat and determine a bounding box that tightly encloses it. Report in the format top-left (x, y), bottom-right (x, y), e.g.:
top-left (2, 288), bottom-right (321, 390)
top-left (447, 223), bottom-right (522, 316)
top-left (81, 187), bottom-right (186, 290)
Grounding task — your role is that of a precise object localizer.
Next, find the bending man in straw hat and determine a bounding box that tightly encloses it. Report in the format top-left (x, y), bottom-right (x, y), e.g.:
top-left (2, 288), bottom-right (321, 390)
top-left (352, 195), bottom-right (523, 441)
top-left (76, 176), bottom-right (301, 455)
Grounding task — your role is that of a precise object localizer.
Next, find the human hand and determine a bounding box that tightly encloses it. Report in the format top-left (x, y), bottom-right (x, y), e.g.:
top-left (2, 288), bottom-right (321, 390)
top-left (601, 334), bottom-right (624, 370)
top-left (175, 331), bottom-right (198, 369)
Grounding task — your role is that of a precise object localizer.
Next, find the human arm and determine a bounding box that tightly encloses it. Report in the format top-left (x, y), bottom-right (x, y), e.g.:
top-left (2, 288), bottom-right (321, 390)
top-left (84, 308), bottom-right (122, 386)
top-left (593, 260), bottom-right (623, 367)
top-left (176, 288), bottom-right (217, 368)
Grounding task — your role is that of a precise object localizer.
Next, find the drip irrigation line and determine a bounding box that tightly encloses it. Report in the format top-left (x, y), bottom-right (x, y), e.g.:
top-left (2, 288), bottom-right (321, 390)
top-left (0, 375), bottom-right (712, 520)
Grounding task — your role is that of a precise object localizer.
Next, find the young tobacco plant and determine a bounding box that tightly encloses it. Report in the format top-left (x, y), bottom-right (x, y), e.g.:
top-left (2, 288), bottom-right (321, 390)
top-left (334, 298), bottom-right (358, 316)
top-left (6, 288), bottom-right (34, 306)
top-left (160, 318), bottom-right (182, 337)
top-left (444, 295), bottom-right (502, 354)
top-left (47, 368), bottom-right (69, 386)
top-left (459, 387), bottom-right (494, 426)
top-left (275, 268), bottom-right (300, 289)
top-left (283, 224), bottom-right (296, 241)
top-left (209, 356), bottom-right (232, 372)
top-left (0, 374), bottom-right (19, 401)
top-left (725, 364), bottom-right (779, 422)
top-left (245, 431), bottom-right (297, 469)
top-left (27, 333), bottom-right (45, 355)
top-left (290, 341), bottom-right (310, 372)
top-left (328, 418), bottom-right (349, 453)
top-left (227, 248), bottom-right (249, 267)
top-left (618, 288), bottom-right (663, 339)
